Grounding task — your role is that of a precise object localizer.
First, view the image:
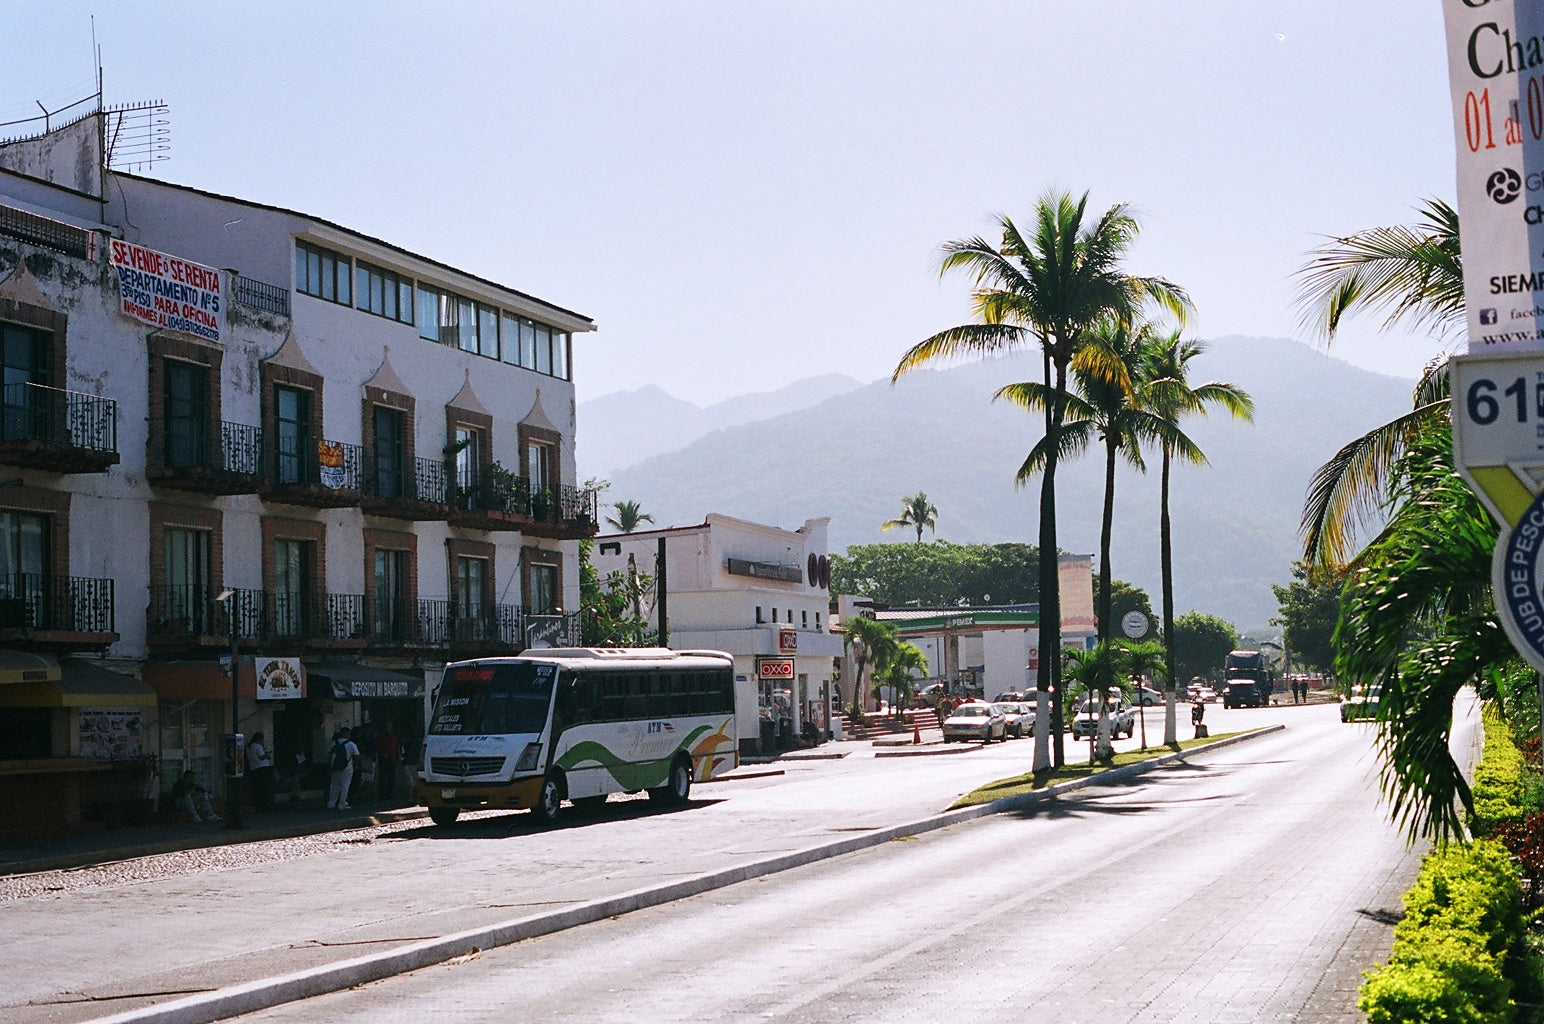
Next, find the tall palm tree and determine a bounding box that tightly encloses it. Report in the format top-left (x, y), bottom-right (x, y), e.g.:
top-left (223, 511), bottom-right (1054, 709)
top-left (997, 319), bottom-right (1200, 711)
top-left (881, 492), bottom-right (939, 544)
top-left (1292, 198), bottom-right (1461, 566)
top-left (606, 499), bottom-right (654, 534)
top-left (893, 190), bottom-right (1191, 770)
top-left (1141, 333), bottom-right (1253, 744)
top-left (842, 614), bottom-right (899, 716)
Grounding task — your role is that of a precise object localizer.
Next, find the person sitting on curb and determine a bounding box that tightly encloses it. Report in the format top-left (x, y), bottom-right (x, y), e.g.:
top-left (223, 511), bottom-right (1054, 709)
top-left (170, 770), bottom-right (221, 824)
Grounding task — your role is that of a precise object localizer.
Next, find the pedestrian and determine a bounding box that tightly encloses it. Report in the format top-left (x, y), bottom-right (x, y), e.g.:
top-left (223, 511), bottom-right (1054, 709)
top-left (326, 727), bottom-right (359, 810)
top-left (349, 725), bottom-right (375, 803)
top-left (170, 770), bottom-right (221, 824)
top-left (375, 721), bottom-right (401, 802)
top-left (247, 731), bottom-right (276, 810)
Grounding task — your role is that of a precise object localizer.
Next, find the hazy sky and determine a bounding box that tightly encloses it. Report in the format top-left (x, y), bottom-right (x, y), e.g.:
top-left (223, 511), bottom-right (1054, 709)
top-left (4, 2), bottom-right (1455, 406)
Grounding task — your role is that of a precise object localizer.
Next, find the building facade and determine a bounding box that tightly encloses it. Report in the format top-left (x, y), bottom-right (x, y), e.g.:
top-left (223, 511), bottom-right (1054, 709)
top-left (0, 107), bottom-right (596, 834)
top-left (591, 514), bottom-right (842, 753)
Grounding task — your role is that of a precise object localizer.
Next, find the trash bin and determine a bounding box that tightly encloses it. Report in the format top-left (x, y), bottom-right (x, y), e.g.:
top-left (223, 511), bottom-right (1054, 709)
top-left (759, 718), bottom-right (776, 753)
top-left (778, 716), bottom-right (794, 751)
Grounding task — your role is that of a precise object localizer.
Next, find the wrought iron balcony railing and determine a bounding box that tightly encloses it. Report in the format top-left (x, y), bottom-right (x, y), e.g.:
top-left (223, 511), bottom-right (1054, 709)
top-left (0, 572), bottom-right (115, 634)
top-left (149, 417), bottom-right (263, 477)
top-left (0, 381), bottom-right (118, 454)
top-left (148, 586), bottom-right (366, 645)
top-left (269, 434), bottom-right (364, 492)
top-left (366, 454), bottom-right (451, 504)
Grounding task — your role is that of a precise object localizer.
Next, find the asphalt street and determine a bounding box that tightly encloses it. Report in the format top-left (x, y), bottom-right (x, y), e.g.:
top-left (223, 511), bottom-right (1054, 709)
top-left (0, 698), bottom-right (1474, 1024)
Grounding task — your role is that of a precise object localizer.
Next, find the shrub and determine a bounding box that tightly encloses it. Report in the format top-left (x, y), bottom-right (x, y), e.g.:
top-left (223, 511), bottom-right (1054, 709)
top-left (1472, 706), bottom-right (1533, 837)
top-left (1360, 840), bottom-right (1526, 1024)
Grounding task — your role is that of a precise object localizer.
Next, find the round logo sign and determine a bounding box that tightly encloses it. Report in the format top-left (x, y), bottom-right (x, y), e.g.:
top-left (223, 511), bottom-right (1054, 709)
top-left (1489, 167), bottom-right (1524, 204)
top-left (1120, 610), bottom-right (1150, 639)
top-left (1496, 489), bottom-right (1544, 671)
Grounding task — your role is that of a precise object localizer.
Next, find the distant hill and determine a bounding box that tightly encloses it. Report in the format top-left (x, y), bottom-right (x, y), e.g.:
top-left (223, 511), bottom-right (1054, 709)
top-left (577, 373), bottom-right (866, 478)
top-left (598, 336), bottom-right (1417, 630)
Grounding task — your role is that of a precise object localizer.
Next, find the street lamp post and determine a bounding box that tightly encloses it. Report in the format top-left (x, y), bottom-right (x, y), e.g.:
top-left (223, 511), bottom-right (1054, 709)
top-left (217, 588), bottom-right (244, 828)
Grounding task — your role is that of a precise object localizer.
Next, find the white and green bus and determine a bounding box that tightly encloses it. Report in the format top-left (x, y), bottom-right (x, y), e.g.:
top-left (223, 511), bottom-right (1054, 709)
top-left (418, 647), bottom-right (738, 826)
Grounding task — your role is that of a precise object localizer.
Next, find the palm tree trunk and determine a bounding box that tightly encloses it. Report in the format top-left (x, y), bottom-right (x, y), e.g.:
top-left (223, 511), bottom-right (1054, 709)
top-left (1033, 348), bottom-right (1062, 771)
top-left (1161, 449), bottom-right (1178, 745)
top-left (1096, 440), bottom-right (1118, 762)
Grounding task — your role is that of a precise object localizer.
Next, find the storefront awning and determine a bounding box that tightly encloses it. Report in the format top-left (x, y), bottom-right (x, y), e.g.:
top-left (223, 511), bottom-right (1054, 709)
top-left (0, 658), bottom-right (156, 708)
top-left (308, 662), bottom-right (423, 700)
top-left (0, 649), bottom-right (60, 685)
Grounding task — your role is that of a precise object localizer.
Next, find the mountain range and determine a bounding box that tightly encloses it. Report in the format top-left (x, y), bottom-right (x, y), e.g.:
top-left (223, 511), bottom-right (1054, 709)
top-left (577, 336), bottom-right (1419, 630)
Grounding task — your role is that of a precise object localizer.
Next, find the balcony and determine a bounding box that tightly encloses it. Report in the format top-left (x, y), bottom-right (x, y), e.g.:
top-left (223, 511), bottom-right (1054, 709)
top-left (0, 573), bottom-right (117, 651)
top-left (146, 586), bottom-right (367, 653)
top-left (0, 382), bottom-right (119, 474)
top-left (146, 418), bottom-right (264, 495)
top-left (360, 455), bottom-right (452, 521)
top-left (448, 476), bottom-right (597, 539)
top-left (262, 434), bottom-right (364, 509)
top-left (419, 599), bottom-right (521, 655)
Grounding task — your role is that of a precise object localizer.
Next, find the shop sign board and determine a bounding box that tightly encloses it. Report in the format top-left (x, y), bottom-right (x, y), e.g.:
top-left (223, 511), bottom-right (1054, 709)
top-left (1443, 1), bottom-right (1544, 351)
top-left (76, 709), bottom-right (146, 760)
top-left (777, 627), bottom-right (797, 654)
top-left (108, 239), bottom-right (223, 342)
top-left (1453, 350), bottom-right (1544, 670)
top-left (255, 656), bottom-right (304, 701)
top-left (757, 658), bottom-right (794, 680)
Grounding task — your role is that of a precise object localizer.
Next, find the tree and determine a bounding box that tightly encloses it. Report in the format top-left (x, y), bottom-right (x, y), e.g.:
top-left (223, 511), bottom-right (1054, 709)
top-left (1171, 612), bottom-right (1238, 685)
top-left (606, 499), bottom-right (654, 533)
top-left (1108, 580), bottom-right (1155, 633)
top-left (1120, 638), bottom-right (1166, 749)
top-left (1270, 563), bottom-right (1345, 675)
top-left (842, 615), bottom-right (900, 716)
top-left (881, 492), bottom-right (939, 544)
top-left (577, 539), bottom-right (655, 646)
top-left (1141, 332), bottom-right (1254, 743)
top-left (893, 190), bottom-right (1191, 771)
top-left (829, 541), bottom-right (1040, 606)
top-left (875, 642), bottom-right (930, 716)
top-left (1292, 199), bottom-right (1460, 566)
top-left (1062, 641), bottom-right (1127, 763)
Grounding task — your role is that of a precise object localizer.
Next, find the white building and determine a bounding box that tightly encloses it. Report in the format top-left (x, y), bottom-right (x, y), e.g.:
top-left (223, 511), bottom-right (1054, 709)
top-left (0, 100), bottom-right (596, 832)
top-left (591, 514), bottom-right (842, 753)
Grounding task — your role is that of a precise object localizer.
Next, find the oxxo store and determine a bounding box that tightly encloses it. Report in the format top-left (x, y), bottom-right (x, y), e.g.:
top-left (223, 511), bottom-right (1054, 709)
top-left (752, 626), bottom-right (840, 752)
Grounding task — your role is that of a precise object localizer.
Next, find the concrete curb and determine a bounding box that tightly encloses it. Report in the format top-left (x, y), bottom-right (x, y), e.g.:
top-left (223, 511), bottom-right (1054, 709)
top-left (86, 725), bottom-right (1283, 1024)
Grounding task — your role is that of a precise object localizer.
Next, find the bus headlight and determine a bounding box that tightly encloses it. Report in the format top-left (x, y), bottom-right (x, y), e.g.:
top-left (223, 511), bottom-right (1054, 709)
top-left (515, 742), bottom-right (542, 773)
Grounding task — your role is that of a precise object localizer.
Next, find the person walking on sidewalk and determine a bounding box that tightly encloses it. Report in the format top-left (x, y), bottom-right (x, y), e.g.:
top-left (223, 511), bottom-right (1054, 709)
top-left (326, 728), bottom-right (359, 810)
top-left (375, 721), bottom-right (401, 802)
top-left (247, 731), bottom-right (276, 811)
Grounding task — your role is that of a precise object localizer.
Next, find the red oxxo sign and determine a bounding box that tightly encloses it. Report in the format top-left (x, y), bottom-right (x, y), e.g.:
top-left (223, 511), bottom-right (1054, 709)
top-left (757, 658), bottom-right (794, 680)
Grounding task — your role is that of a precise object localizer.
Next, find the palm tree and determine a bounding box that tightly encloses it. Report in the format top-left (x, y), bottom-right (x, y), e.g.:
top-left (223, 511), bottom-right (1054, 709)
top-left (881, 492), bottom-right (939, 544)
top-left (606, 499), bottom-right (654, 533)
top-left (1062, 641), bottom-right (1126, 763)
top-left (1292, 199), bottom-right (1461, 566)
top-left (1120, 638), bottom-right (1166, 749)
top-left (876, 642), bottom-right (930, 716)
top-left (842, 614), bottom-right (899, 716)
top-left (1141, 333), bottom-right (1253, 744)
top-left (893, 190), bottom-right (1191, 771)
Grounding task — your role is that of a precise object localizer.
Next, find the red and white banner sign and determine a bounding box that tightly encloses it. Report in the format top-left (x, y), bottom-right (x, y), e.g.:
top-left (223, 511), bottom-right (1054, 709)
top-left (109, 239), bottom-right (223, 342)
top-left (757, 658), bottom-right (794, 680)
top-left (1443, 0), bottom-right (1544, 351)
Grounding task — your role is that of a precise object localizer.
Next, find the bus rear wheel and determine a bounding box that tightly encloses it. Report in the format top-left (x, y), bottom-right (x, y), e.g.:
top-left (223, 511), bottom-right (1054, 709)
top-left (532, 771), bottom-right (564, 826)
top-left (648, 757), bottom-right (692, 807)
top-left (429, 807), bottom-right (460, 827)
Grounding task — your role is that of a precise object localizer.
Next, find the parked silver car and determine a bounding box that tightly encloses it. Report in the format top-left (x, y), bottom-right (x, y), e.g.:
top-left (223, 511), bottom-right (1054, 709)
top-left (992, 701), bottom-right (1033, 738)
top-left (1069, 697), bottom-right (1137, 740)
top-left (942, 701), bottom-right (1008, 743)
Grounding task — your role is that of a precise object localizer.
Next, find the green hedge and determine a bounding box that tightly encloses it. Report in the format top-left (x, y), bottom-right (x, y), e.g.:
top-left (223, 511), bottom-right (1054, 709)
top-left (1360, 839), bottom-right (1525, 1023)
top-left (1471, 705), bottom-right (1533, 837)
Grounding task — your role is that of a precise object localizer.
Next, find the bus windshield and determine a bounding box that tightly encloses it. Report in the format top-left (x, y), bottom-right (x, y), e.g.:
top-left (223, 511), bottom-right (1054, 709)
top-left (430, 662), bottom-right (557, 736)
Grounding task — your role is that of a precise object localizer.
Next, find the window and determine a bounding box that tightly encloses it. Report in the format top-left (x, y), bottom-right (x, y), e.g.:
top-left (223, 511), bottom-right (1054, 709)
top-left (355, 261), bottom-right (413, 324)
top-left (552, 332), bottom-right (569, 380)
top-left (534, 323), bottom-right (552, 375)
top-left (454, 426), bottom-right (482, 503)
top-left (455, 555), bottom-right (488, 638)
top-left (373, 547), bottom-right (409, 641)
top-left (273, 537), bottom-right (313, 637)
top-left (1, 322), bottom-right (49, 441)
top-left (500, 312), bottom-right (522, 366)
top-left (163, 360), bottom-right (208, 468)
top-left (477, 304), bottom-right (499, 359)
top-left (164, 526), bottom-right (211, 633)
top-left (755, 607), bottom-right (763, 624)
top-left (295, 241), bottom-right (351, 305)
top-left (520, 319), bottom-right (538, 370)
top-left (526, 440), bottom-right (552, 494)
top-left (457, 296), bottom-right (477, 353)
top-left (0, 510), bottom-right (47, 627)
top-left (802, 610), bottom-right (808, 628)
top-left (529, 562), bottom-right (557, 615)
top-left (373, 406), bottom-right (406, 499)
top-left (417, 285), bottom-right (460, 346)
top-left (274, 385), bottom-right (314, 484)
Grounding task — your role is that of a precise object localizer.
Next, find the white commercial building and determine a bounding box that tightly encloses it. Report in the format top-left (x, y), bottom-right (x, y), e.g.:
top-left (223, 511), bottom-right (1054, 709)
top-left (592, 514), bottom-right (842, 753)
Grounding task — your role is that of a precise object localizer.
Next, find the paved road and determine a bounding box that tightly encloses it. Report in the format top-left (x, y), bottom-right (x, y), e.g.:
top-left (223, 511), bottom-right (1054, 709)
top-left (229, 702), bottom-right (1459, 1024)
top-left (0, 699), bottom-right (1464, 1024)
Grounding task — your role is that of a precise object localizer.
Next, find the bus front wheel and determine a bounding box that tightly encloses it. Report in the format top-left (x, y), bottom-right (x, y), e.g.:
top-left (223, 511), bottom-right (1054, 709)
top-left (649, 757), bottom-right (692, 807)
top-left (429, 807), bottom-right (459, 827)
top-left (532, 771), bottom-right (564, 826)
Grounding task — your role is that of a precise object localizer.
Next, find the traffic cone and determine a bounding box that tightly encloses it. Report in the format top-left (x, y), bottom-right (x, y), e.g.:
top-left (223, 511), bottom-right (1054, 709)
top-left (913, 720), bottom-right (921, 744)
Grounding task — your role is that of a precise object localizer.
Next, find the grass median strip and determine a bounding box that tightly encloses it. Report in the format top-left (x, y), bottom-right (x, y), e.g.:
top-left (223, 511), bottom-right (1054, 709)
top-left (951, 732), bottom-right (1246, 808)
